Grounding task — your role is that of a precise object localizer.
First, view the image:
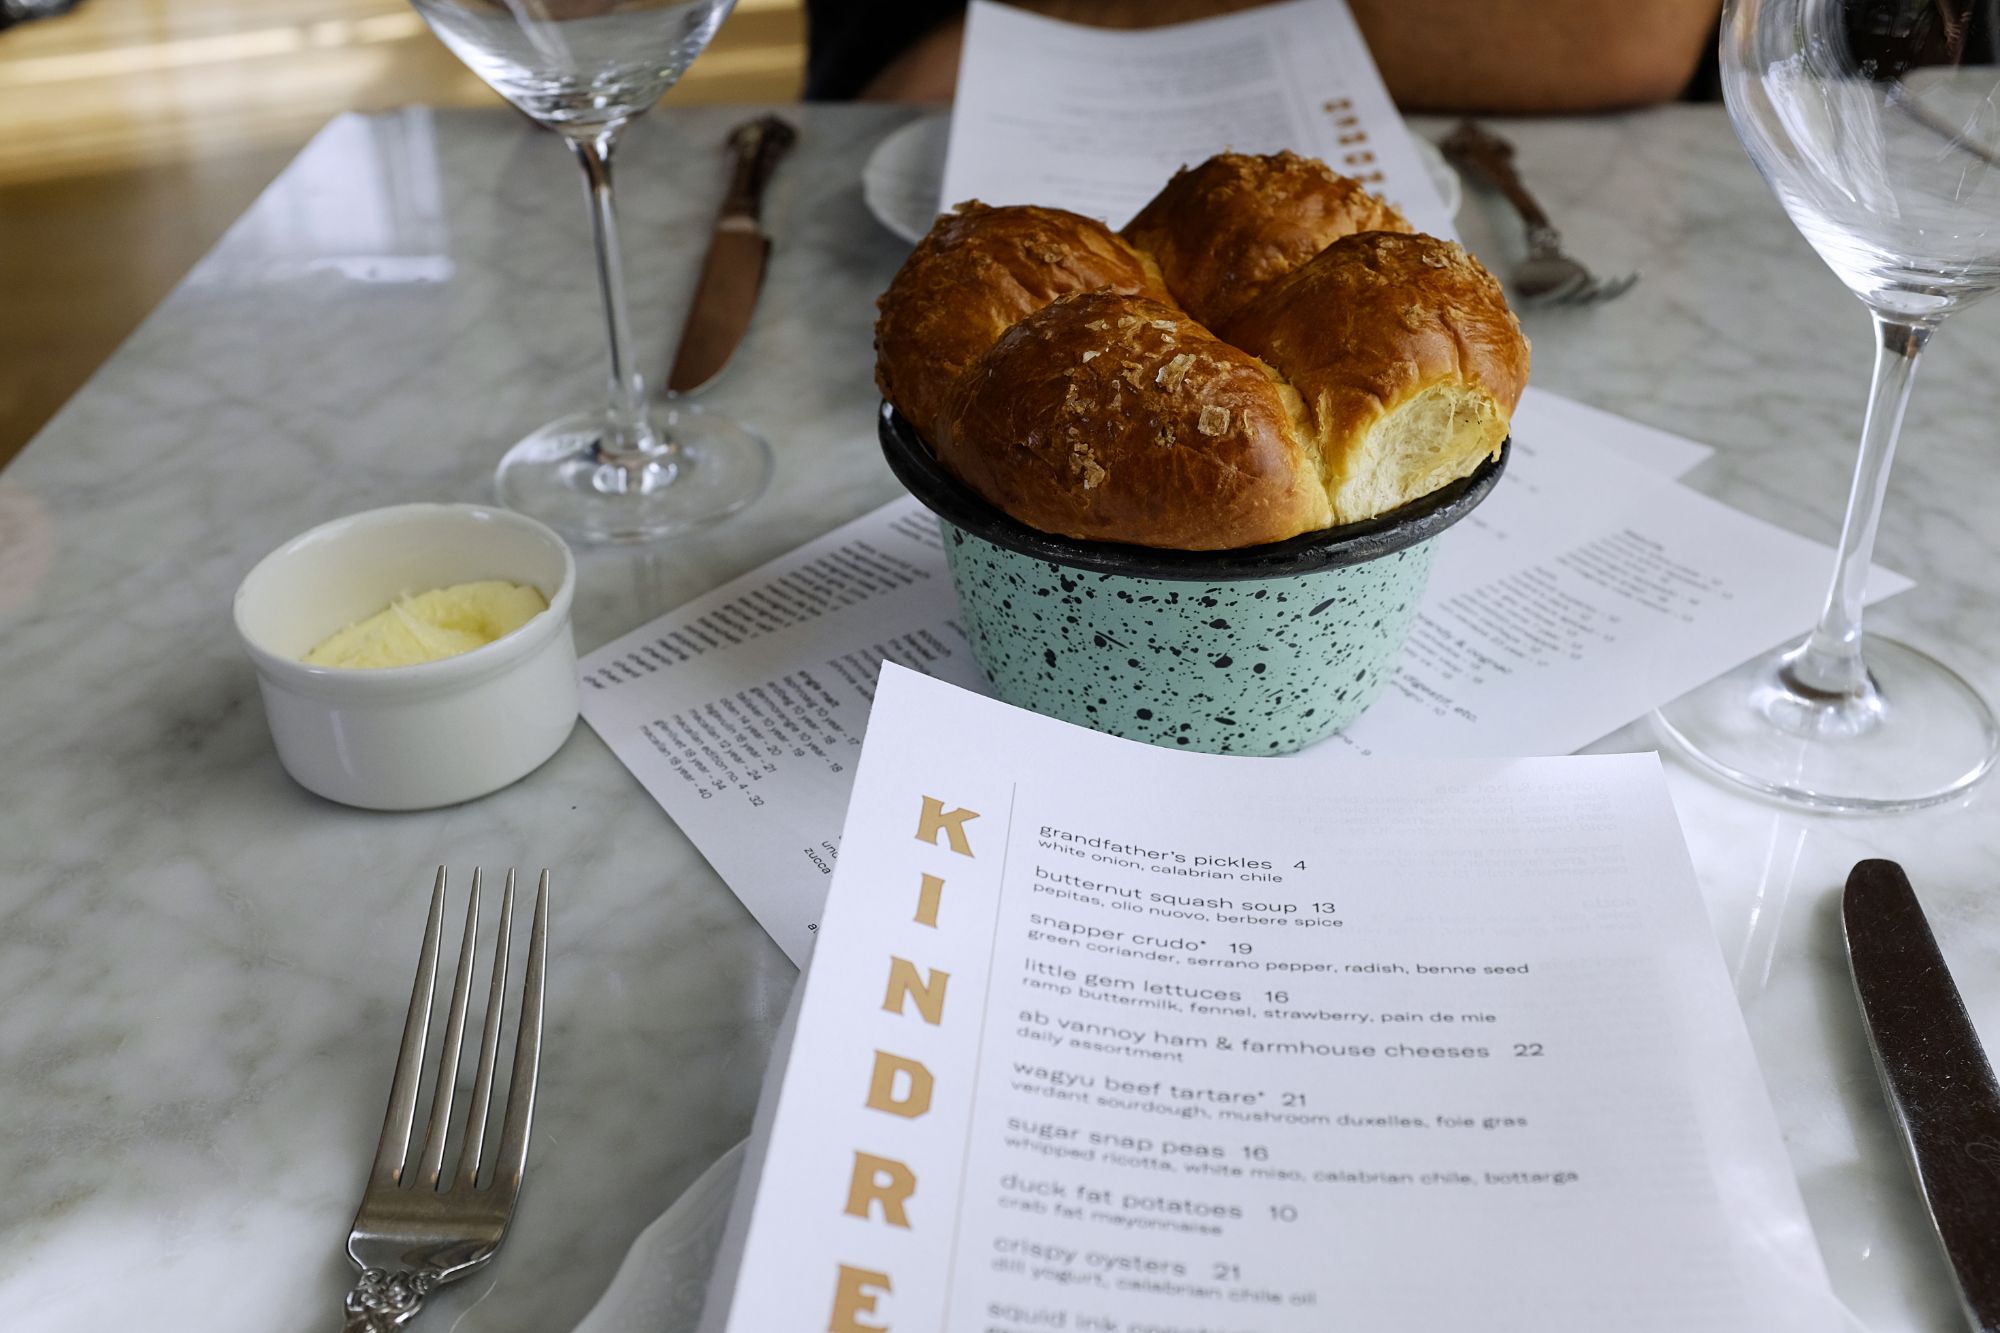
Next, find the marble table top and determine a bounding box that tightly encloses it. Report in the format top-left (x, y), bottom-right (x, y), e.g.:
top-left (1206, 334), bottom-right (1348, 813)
top-left (3, 102), bottom-right (1998, 1332)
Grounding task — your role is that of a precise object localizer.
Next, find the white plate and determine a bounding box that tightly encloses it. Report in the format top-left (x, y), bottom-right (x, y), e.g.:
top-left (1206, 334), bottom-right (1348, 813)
top-left (860, 112), bottom-right (1463, 243)
top-left (570, 973), bottom-right (812, 1333)
top-left (862, 112), bottom-right (955, 244)
top-left (568, 1141), bottom-right (745, 1333)
top-left (1412, 135), bottom-right (1463, 223)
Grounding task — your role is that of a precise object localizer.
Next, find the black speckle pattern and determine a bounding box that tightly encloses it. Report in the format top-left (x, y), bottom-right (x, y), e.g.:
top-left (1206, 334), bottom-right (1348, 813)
top-left (941, 524), bottom-right (1438, 754)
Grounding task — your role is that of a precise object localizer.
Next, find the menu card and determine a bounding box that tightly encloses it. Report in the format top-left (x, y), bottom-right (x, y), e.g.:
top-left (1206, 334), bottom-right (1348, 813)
top-left (697, 664), bottom-right (1838, 1331)
top-left (940, 0), bottom-right (1455, 237)
top-left (576, 396), bottom-right (1908, 964)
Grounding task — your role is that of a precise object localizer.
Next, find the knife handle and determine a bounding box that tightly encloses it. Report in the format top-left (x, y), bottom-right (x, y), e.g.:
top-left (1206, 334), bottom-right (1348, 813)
top-left (721, 115), bottom-right (798, 222)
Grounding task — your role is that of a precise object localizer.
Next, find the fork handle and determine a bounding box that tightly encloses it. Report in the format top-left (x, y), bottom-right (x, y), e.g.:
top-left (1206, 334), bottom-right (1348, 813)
top-left (1439, 119), bottom-right (1559, 245)
top-left (343, 1268), bottom-right (435, 1331)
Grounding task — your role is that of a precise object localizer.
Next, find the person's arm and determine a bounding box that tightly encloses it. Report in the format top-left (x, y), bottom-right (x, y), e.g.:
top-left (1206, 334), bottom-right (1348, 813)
top-left (857, 0), bottom-right (1722, 112)
top-left (1348, 0), bottom-right (1721, 113)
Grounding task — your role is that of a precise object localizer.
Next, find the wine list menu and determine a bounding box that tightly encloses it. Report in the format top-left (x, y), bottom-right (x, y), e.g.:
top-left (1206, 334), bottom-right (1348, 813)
top-left (698, 665), bottom-right (1837, 1331)
top-left (941, 0), bottom-right (1456, 238)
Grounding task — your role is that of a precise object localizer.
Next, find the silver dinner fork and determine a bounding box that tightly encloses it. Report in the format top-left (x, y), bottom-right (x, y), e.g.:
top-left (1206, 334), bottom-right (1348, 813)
top-left (1440, 119), bottom-right (1639, 308)
top-left (341, 867), bottom-right (550, 1332)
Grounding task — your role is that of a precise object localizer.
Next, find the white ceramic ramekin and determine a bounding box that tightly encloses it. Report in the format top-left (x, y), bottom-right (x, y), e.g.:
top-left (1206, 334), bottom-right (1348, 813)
top-left (233, 503), bottom-right (579, 810)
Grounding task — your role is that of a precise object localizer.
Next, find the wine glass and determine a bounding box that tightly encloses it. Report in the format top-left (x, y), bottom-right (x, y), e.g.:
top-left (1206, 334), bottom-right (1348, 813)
top-left (1654, 0), bottom-right (2000, 811)
top-left (411, 0), bottom-right (771, 543)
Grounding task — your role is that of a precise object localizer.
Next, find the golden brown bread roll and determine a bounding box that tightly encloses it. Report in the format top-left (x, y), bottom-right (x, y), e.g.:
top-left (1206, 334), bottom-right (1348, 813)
top-left (1220, 231), bottom-right (1528, 525)
top-left (874, 156), bottom-right (1529, 550)
top-left (942, 292), bottom-right (1333, 550)
top-left (1121, 151), bottom-right (1412, 328)
top-left (872, 202), bottom-right (1169, 449)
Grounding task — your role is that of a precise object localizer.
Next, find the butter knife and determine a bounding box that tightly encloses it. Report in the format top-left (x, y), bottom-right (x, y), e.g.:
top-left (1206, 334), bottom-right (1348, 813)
top-left (1843, 858), bottom-right (2000, 1332)
top-left (667, 115), bottom-right (797, 395)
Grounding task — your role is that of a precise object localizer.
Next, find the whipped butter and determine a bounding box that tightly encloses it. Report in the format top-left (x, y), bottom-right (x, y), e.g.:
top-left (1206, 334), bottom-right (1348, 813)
top-left (303, 581), bottom-right (548, 669)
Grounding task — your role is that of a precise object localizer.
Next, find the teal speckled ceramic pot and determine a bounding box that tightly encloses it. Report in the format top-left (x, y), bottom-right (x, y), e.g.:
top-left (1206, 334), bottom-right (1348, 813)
top-left (879, 404), bottom-right (1507, 755)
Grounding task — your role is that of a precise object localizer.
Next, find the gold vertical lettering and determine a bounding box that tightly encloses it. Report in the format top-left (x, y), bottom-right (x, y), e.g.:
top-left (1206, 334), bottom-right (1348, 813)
top-left (828, 1264), bottom-right (892, 1332)
top-left (865, 1050), bottom-right (935, 1119)
top-left (915, 797), bottom-right (980, 856)
top-left (843, 1151), bottom-right (917, 1228)
top-left (913, 873), bottom-right (945, 927)
top-left (882, 957), bottom-right (949, 1025)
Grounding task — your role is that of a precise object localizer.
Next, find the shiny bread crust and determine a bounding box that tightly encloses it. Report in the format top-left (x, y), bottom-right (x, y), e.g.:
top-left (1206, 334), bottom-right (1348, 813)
top-left (874, 156), bottom-right (1529, 550)
top-left (872, 201), bottom-right (1169, 449)
top-left (1220, 231), bottom-right (1528, 521)
top-left (942, 292), bottom-right (1332, 550)
top-left (1121, 150), bottom-right (1413, 328)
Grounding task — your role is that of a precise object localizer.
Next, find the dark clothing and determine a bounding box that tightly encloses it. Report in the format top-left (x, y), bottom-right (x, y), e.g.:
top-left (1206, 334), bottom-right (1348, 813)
top-left (805, 0), bottom-right (965, 99)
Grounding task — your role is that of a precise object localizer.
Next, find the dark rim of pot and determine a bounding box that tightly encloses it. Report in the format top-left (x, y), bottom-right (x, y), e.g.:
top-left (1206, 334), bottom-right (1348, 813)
top-left (879, 401), bottom-right (1509, 582)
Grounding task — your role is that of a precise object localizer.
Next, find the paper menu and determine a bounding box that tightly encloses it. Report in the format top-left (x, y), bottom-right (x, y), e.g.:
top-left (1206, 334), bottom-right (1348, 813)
top-left (1329, 414), bottom-right (1912, 757)
top-left (1510, 385), bottom-right (1714, 477)
top-left (580, 505), bottom-right (985, 963)
top-left (941, 0), bottom-right (1455, 238)
top-left (700, 665), bottom-right (1838, 1331)
top-left (576, 397), bottom-right (1905, 964)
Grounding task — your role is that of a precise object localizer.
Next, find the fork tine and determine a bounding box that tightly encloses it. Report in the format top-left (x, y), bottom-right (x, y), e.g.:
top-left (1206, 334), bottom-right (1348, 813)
top-left (372, 867), bottom-right (447, 1184)
top-left (1570, 273), bottom-right (1638, 307)
top-left (492, 870), bottom-right (549, 1193)
top-left (455, 868), bottom-right (516, 1191)
top-left (1518, 272), bottom-right (1589, 308)
top-left (1556, 275), bottom-right (1599, 306)
top-left (1559, 276), bottom-right (1609, 307)
top-left (416, 869), bottom-right (482, 1189)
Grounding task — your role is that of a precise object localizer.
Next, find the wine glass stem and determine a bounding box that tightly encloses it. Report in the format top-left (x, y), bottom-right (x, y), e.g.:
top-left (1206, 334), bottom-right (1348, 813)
top-left (1787, 314), bottom-right (1932, 697)
top-left (568, 129), bottom-right (662, 464)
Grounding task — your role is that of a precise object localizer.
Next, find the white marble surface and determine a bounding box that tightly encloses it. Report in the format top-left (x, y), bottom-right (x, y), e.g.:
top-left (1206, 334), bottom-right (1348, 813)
top-left (1, 102), bottom-right (1997, 1331)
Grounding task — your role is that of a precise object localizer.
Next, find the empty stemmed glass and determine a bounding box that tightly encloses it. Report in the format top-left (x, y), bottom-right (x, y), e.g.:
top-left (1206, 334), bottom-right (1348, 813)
top-left (1655, 0), bottom-right (2000, 810)
top-left (411, 0), bottom-right (771, 543)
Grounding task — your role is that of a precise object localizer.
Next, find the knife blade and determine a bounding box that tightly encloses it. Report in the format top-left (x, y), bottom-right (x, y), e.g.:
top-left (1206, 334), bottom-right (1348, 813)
top-left (1843, 858), bottom-right (2000, 1332)
top-left (667, 114), bottom-right (797, 395)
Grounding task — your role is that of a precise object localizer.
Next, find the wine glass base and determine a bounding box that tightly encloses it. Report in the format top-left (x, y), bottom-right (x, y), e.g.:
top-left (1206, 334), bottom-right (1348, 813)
top-left (1653, 635), bottom-right (1999, 813)
top-left (494, 404), bottom-right (771, 544)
